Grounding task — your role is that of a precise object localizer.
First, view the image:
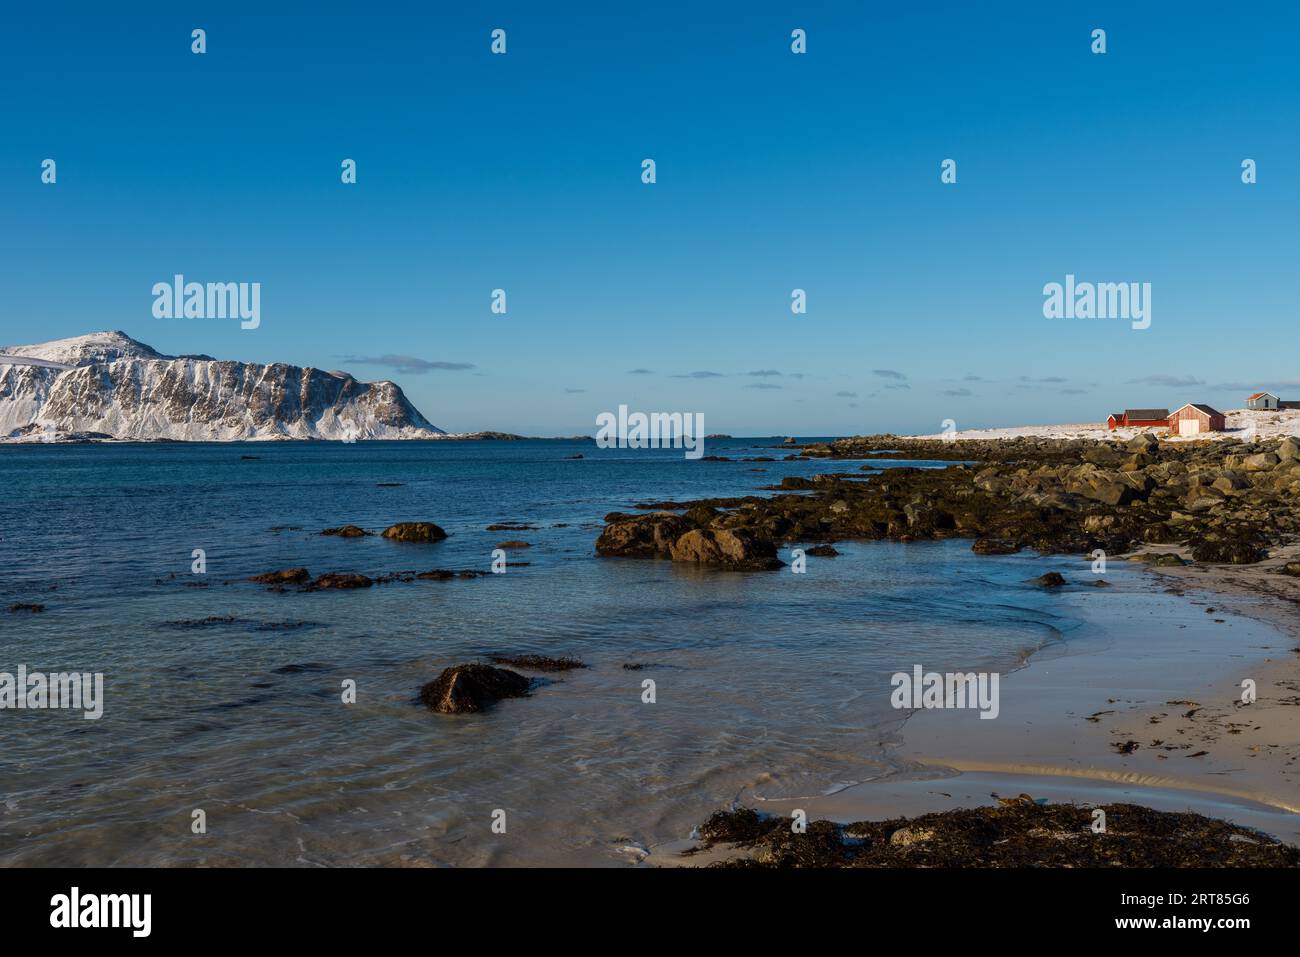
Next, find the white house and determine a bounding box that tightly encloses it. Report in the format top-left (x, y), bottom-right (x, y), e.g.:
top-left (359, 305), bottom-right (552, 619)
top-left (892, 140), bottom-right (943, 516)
top-left (1247, 392), bottom-right (1279, 411)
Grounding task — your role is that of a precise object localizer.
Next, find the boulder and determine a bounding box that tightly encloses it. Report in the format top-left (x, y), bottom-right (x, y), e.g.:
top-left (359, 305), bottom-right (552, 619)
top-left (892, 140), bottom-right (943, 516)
top-left (1082, 515), bottom-right (1114, 533)
top-left (312, 572), bottom-right (373, 589)
top-left (889, 827), bottom-right (936, 848)
top-left (382, 522), bottom-right (448, 543)
top-left (1243, 452), bottom-right (1280, 472)
top-left (1083, 445), bottom-right (1123, 467)
top-left (805, 544), bottom-right (840, 557)
top-left (1083, 478), bottom-right (1134, 507)
top-left (321, 525), bottom-right (370, 537)
top-left (972, 538), bottom-right (1020, 555)
top-left (684, 504), bottom-right (720, 527)
top-left (1132, 552), bottom-right (1186, 567)
top-left (1188, 534), bottom-right (1264, 565)
top-left (596, 512), bottom-right (694, 557)
top-left (1026, 572), bottom-right (1067, 588)
top-left (419, 664), bottom-right (531, 713)
top-left (1211, 473), bottom-right (1248, 494)
top-left (249, 567), bottom-right (311, 585)
top-left (1278, 437), bottom-right (1300, 462)
top-left (669, 528), bottom-right (782, 570)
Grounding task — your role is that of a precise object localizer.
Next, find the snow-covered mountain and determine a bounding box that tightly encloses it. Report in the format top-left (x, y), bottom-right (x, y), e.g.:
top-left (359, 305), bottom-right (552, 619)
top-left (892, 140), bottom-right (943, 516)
top-left (0, 331), bottom-right (447, 442)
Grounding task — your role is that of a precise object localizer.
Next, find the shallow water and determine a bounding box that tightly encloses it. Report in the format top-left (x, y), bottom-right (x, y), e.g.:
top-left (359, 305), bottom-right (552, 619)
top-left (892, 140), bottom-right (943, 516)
top-left (2, 439), bottom-right (1087, 865)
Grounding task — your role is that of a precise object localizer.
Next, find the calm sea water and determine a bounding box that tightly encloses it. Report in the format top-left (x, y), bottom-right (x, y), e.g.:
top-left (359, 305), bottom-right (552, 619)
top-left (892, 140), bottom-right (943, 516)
top-left (1, 439), bottom-right (1102, 866)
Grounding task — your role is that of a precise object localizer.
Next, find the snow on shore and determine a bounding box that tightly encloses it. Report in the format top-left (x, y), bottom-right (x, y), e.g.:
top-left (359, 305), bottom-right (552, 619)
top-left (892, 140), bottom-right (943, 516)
top-left (913, 408), bottom-right (1300, 443)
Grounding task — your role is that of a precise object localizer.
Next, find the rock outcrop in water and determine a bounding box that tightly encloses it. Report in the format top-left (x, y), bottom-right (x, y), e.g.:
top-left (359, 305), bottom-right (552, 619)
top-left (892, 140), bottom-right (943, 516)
top-left (419, 664), bottom-right (532, 714)
top-left (381, 522), bottom-right (448, 543)
top-left (596, 511), bottom-right (782, 570)
top-left (0, 331), bottom-right (445, 441)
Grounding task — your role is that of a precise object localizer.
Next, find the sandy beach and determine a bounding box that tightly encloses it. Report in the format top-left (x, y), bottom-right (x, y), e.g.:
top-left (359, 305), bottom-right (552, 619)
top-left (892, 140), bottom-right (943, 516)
top-left (654, 555), bottom-right (1300, 864)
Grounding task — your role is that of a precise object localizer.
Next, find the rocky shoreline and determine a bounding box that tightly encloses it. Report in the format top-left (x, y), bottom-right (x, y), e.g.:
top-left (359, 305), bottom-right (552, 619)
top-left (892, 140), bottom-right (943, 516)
top-left (596, 433), bottom-right (1300, 570)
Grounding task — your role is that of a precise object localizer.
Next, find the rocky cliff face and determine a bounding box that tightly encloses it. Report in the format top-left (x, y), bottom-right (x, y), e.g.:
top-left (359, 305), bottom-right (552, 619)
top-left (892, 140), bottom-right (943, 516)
top-left (0, 331), bottom-right (445, 441)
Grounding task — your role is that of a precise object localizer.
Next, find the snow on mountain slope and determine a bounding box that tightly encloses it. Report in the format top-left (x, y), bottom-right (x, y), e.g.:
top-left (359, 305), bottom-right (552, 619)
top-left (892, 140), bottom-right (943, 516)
top-left (0, 331), bottom-right (447, 441)
top-left (0, 330), bottom-right (168, 367)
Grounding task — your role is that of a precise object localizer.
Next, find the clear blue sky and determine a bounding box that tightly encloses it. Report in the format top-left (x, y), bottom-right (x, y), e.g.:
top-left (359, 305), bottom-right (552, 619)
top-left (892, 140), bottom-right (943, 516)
top-left (2, 2), bottom-right (1297, 435)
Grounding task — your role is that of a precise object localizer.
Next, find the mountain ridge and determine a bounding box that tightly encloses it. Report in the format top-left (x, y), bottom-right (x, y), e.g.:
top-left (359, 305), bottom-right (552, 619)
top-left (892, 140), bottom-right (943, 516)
top-left (0, 331), bottom-right (448, 442)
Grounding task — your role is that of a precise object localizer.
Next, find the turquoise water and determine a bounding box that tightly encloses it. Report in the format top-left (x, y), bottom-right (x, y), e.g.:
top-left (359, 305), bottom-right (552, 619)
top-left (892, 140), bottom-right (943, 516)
top-left (0, 439), bottom-right (1087, 865)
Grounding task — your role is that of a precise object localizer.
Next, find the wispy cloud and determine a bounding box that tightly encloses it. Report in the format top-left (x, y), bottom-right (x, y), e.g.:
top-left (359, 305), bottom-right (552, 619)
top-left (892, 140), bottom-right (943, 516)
top-left (1126, 374), bottom-right (1204, 388)
top-left (942, 387), bottom-right (973, 397)
top-left (873, 369), bottom-right (906, 381)
top-left (1209, 378), bottom-right (1300, 392)
top-left (564, 388), bottom-right (586, 394)
top-left (627, 368), bottom-right (654, 375)
top-left (835, 390), bottom-right (858, 398)
top-left (745, 383), bottom-right (782, 390)
top-left (672, 370), bottom-right (726, 379)
top-left (747, 369), bottom-right (782, 378)
top-left (341, 355), bottom-right (474, 374)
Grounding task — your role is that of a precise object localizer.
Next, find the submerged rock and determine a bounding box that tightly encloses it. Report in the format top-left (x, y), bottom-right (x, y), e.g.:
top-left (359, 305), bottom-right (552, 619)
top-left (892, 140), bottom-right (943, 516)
top-left (1026, 572), bottom-right (1067, 588)
top-left (419, 664), bottom-right (531, 714)
top-left (311, 573), bottom-right (373, 589)
top-left (1131, 552), bottom-right (1187, 566)
top-left (804, 544), bottom-right (840, 557)
top-left (321, 525), bottom-right (370, 537)
top-left (249, 567), bottom-right (311, 585)
top-left (8, 603), bottom-right (45, 613)
top-left (382, 522), bottom-right (448, 543)
top-left (972, 538), bottom-right (1020, 555)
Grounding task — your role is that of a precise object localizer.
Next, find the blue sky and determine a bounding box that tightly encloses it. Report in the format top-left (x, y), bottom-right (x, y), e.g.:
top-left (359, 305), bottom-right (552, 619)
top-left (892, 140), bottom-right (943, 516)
top-left (2, 2), bottom-right (1297, 435)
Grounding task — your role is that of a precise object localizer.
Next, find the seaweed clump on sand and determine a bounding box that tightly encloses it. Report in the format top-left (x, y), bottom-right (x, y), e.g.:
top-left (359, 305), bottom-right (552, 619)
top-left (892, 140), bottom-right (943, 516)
top-left (487, 654), bottom-right (586, 671)
top-left (692, 803), bottom-right (1300, 868)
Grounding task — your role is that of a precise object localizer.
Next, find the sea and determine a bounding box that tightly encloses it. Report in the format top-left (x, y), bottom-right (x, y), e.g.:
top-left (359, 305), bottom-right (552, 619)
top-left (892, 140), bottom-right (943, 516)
top-left (0, 438), bottom-right (1150, 865)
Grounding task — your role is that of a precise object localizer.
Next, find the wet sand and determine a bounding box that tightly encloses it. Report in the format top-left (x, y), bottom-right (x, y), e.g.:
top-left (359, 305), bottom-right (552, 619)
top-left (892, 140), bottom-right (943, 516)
top-left (652, 555), bottom-right (1300, 863)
